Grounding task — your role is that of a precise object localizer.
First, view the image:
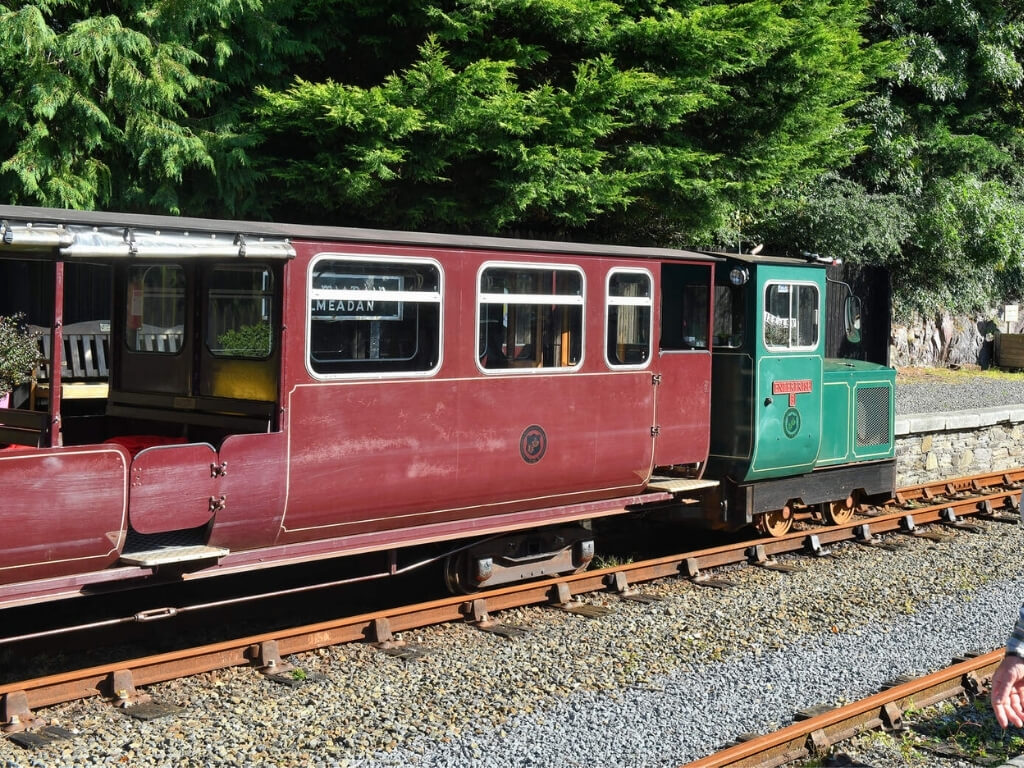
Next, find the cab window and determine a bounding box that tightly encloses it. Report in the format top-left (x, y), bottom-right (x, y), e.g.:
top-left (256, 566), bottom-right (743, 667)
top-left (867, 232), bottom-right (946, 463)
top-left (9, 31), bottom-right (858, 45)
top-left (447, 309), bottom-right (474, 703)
top-left (763, 282), bottom-right (818, 350)
top-left (606, 270), bottom-right (652, 366)
top-left (713, 284), bottom-right (745, 349)
top-left (308, 256), bottom-right (441, 376)
top-left (478, 264), bottom-right (583, 370)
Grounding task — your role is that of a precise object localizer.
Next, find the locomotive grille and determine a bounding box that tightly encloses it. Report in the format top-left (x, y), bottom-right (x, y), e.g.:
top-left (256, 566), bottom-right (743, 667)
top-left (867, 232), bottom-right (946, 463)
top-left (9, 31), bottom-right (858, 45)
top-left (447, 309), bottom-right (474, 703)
top-left (855, 386), bottom-right (891, 447)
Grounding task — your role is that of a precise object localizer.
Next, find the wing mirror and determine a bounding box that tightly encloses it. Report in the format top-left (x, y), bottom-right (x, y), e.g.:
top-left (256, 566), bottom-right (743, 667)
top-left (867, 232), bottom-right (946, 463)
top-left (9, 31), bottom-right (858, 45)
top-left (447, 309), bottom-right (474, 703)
top-left (844, 295), bottom-right (862, 344)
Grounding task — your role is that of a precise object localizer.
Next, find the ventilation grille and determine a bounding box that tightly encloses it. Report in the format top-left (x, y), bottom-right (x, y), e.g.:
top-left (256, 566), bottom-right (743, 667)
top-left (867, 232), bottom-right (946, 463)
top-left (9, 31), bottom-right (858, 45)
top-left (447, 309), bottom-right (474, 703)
top-left (856, 386), bottom-right (891, 448)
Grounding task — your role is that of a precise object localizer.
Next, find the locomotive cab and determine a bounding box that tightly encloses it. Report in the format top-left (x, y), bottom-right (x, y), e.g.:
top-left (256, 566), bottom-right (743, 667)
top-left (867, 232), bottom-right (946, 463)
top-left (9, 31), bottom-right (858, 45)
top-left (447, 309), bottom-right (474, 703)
top-left (705, 254), bottom-right (895, 535)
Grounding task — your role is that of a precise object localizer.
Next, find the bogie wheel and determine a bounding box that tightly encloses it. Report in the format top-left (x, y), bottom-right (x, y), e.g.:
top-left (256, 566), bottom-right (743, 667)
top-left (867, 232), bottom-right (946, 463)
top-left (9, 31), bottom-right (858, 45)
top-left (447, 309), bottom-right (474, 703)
top-left (754, 506), bottom-right (793, 537)
top-left (822, 496), bottom-right (856, 526)
top-left (443, 552), bottom-right (476, 595)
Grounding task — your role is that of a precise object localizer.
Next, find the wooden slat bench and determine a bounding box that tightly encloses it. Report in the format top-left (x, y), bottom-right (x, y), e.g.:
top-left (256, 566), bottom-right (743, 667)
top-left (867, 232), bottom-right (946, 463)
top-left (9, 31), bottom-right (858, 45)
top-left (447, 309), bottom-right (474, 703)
top-left (31, 323), bottom-right (110, 408)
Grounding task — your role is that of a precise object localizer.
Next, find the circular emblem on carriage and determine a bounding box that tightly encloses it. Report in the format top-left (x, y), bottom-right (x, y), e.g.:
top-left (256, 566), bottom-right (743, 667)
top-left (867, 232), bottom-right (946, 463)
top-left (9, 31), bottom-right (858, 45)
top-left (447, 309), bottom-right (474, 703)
top-left (783, 407), bottom-right (801, 438)
top-left (520, 425), bottom-right (548, 464)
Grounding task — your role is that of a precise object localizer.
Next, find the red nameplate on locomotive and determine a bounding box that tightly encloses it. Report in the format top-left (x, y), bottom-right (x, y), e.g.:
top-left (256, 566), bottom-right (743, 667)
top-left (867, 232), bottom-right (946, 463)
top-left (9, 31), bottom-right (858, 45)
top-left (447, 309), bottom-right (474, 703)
top-left (772, 379), bottom-right (813, 406)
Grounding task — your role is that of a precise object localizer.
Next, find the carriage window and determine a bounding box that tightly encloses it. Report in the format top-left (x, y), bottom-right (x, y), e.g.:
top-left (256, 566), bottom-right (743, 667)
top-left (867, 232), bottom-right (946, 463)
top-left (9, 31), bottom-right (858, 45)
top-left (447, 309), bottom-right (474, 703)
top-left (606, 270), bottom-right (652, 366)
top-left (763, 282), bottom-right (818, 350)
top-left (125, 265), bottom-right (185, 353)
top-left (207, 266), bottom-right (274, 358)
top-left (478, 265), bottom-right (583, 370)
top-left (713, 284), bottom-right (745, 349)
top-left (308, 257), bottom-right (441, 375)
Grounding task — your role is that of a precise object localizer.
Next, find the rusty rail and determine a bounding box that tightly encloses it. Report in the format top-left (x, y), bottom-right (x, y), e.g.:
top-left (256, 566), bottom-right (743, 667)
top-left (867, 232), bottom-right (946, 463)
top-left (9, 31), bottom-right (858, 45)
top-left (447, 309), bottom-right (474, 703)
top-left (681, 650), bottom-right (1003, 768)
top-left (1, 469), bottom-right (1020, 730)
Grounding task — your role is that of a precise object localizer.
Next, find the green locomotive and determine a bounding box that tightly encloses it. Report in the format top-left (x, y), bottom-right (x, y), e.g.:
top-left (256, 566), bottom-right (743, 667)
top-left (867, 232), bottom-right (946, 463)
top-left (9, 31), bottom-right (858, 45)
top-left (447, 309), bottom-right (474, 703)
top-left (704, 253), bottom-right (895, 535)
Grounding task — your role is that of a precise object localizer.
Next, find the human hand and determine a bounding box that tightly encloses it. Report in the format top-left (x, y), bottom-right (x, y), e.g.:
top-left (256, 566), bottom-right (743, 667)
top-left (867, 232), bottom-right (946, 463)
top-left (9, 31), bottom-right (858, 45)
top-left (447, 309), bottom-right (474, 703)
top-left (992, 654), bottom-right (1024, 728)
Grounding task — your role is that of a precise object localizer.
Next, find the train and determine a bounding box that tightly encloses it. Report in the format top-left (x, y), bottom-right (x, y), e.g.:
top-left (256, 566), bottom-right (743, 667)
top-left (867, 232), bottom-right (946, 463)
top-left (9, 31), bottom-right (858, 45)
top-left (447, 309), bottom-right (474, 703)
top-left (0, 205), bottom-right (895, 608)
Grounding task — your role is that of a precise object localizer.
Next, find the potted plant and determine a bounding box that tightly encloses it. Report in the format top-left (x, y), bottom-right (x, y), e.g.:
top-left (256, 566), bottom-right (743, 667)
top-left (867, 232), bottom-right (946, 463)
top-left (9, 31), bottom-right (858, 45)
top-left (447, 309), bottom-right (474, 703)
top-left (0, 314), bottom-right (40, 408)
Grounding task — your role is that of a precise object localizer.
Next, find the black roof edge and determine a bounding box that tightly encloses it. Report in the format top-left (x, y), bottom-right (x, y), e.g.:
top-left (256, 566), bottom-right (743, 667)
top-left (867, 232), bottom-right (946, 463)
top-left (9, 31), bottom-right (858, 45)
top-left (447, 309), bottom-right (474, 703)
top-left (0, 205), bottom-right (720, 263)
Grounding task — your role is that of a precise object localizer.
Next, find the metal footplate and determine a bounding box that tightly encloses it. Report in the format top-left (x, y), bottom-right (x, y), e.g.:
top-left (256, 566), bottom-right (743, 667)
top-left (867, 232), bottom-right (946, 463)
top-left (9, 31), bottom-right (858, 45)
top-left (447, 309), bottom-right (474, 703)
top-left (119, 545), bottom-right (229, 567)
top-left (648, 477), bottom-right (719, 495)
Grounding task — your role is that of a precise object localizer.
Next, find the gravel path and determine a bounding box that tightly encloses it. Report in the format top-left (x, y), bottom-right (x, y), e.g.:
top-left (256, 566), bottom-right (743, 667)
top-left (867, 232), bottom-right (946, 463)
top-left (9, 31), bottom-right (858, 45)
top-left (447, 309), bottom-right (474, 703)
top-left (897, 372), bottom-right (1024, 414)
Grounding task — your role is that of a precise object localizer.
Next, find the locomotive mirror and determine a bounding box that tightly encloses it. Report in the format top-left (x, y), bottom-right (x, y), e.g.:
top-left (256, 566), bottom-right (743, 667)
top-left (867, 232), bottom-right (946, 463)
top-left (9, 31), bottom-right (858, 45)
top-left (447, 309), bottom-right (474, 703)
top-left (844, 295), bottom-right (862, 344)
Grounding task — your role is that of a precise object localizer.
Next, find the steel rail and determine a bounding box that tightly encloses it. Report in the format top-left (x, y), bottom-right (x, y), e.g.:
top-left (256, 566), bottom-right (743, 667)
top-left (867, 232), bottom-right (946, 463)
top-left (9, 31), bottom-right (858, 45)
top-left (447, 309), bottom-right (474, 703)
top-left (680, 649), bottom-right (1003, 768)
top-left (0, 470), bottom-right (1020, 731)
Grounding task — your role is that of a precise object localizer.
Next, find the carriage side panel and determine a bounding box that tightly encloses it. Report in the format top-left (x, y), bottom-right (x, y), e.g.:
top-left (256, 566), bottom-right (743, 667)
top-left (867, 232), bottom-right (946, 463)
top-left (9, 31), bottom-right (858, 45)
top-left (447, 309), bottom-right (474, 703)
top-left (0, 447), bottom-right (127, 584)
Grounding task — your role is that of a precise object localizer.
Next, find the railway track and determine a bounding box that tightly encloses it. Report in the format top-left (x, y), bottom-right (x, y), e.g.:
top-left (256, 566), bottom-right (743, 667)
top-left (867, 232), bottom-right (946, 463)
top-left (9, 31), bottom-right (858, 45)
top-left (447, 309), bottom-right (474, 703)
top-left (1, 468), bottom-right (1021, 739)
top-left (682, 650), bottom-right (1004, 768)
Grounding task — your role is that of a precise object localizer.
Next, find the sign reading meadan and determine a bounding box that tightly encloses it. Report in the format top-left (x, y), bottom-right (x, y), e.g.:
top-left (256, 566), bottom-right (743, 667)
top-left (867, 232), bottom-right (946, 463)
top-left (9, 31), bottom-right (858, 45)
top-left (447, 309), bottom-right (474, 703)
top-left (311, 273), bottom-right (404, 321)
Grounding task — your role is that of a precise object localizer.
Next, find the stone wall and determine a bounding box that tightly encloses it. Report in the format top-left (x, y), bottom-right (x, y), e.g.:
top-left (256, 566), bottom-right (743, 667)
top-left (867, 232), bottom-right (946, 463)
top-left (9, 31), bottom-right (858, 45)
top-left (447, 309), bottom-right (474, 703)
top-left (895, 407), bottom-right (1024, 487)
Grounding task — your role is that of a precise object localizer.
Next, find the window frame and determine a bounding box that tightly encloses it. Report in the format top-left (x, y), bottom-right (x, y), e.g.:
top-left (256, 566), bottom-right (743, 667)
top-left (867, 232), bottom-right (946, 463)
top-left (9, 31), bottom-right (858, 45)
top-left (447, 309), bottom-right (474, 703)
top-left (475, 260), bottom-right (586, 375)
top-left (762, 280), bottom-right (820, 352)
top-left (124, 263), bottom-right (187, 356)
top-left (604, 267), bottom-right (653, 369)
top-left (205, 264), bottom-right (275, 361)
top-left (306, 252), bottom-right (444, 381)
top-left (712, 282), bottom-right (746, 350)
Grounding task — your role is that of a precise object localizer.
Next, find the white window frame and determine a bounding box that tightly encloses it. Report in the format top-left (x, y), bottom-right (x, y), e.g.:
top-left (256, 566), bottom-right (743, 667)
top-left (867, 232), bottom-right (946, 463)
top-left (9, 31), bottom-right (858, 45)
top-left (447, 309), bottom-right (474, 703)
top-left (604, 267), bottom-right (653, 369)
top-left (475, 260), bottom-right (586, 374)
top-left (762, 280), bottom-right (820, 352)
top-left (306, 252), bottom-right (444, 380)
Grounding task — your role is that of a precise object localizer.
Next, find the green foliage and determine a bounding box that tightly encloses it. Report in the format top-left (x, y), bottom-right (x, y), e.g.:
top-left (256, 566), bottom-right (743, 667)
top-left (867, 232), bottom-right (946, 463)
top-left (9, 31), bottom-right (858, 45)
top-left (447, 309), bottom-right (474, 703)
top-left (0, 314), bottom-right (40, 394)
top-left (754, 175), bottom-right (911, 264)
top-left (253, 0), bottom-right (890, 240)
top-left (216, 321), bottom-right (270, 358)
top-left (0, 1), bottom-right (312, 216)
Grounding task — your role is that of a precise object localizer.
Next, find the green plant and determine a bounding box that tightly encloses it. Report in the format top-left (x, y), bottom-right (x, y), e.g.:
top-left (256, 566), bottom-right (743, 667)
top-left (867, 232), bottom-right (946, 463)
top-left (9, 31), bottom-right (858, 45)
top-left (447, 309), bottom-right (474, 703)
top-left (0, 314), bottom-right (39, 395)
top-left (216, 321), bottom-right (270, 358)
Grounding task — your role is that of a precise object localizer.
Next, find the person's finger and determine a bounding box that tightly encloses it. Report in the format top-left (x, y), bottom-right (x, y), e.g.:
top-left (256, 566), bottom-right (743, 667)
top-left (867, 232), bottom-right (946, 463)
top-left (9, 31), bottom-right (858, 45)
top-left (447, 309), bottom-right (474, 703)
top-left (995, 698), bottom-right (1024, 729)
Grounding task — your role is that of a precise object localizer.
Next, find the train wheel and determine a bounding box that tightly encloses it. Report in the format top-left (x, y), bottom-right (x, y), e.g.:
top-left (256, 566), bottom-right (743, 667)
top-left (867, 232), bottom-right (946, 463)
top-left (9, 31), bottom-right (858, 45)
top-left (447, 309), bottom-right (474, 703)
top-left (754, 507), bottom-right (792, 537)
top-left (822, 496), bottom-right (855, 526)
top-left (443, 552), bottom-right (475, 595)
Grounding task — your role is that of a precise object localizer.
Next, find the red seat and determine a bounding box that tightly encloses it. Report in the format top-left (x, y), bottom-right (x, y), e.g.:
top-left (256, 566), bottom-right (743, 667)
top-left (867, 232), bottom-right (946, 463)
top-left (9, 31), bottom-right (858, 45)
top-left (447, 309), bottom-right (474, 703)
top-left (103, 435), bottom-right (187, 457)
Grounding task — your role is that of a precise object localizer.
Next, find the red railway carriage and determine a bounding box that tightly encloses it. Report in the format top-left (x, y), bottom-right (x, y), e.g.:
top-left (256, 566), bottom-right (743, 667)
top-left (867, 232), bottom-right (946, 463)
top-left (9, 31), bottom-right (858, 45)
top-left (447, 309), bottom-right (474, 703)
top-left (0, 206), bottom-right (716, 608)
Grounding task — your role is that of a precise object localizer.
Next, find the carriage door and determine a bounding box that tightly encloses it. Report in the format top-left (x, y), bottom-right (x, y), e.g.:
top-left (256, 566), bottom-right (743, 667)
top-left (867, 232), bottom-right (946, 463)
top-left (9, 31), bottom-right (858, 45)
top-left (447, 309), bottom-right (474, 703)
top-left (199, 264), bottom-right (280, 404)
top-left (199, 263), bottom-right (287, 547)
top-left (751, 277), bottom-right (823, 477)
top-left (654, 263), bottom-right (712, 467)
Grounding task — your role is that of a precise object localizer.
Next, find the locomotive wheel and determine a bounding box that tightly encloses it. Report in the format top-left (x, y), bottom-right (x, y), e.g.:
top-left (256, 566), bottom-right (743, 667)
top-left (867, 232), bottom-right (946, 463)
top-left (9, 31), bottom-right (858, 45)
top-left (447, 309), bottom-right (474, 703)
top-left (822, 496), bottom-right (855, 526)
top-left (754, 507), bottom-right (792, 537)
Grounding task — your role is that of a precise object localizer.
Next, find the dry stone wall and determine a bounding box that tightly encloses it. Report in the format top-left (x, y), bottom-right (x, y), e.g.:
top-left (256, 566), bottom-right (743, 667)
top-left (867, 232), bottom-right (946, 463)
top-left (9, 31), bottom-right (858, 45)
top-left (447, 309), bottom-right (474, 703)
top-left (895, 407), bottom-right (1024, 487)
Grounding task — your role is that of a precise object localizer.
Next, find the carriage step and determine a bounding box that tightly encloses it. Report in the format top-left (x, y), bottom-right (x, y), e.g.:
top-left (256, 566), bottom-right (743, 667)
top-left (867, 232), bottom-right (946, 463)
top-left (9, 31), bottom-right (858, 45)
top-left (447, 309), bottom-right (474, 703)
top-left (120, 545), bottom-right (229, 567)
top-left (648, 477), bottom-right (720, 494)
